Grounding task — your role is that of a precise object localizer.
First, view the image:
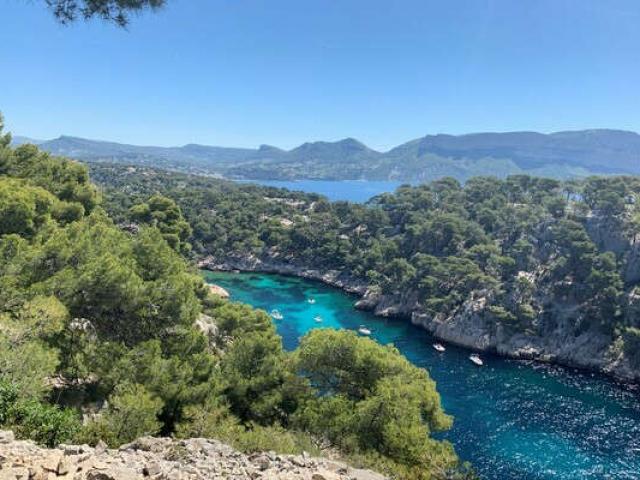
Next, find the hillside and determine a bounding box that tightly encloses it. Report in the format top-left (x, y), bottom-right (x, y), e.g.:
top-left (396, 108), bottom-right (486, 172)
top-left (0, 124), bottom-right (469, 480)
top-left (92, 163), bottom-right (640, 382)
top-left (13, 129), bottom-right (640, 182)
top-left (11, 135), bottom-right (262, 176)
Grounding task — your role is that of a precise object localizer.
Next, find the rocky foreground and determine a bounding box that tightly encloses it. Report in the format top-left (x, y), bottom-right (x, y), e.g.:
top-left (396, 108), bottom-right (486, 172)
top-left (0, 431), bottom-right (385, 480)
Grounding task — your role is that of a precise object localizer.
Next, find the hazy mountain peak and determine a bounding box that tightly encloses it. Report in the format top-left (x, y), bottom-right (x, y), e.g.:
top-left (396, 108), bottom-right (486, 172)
top-left (14, 129), bottom-right (640, 180)
top-left (258, 144), bottom-right (284, 153)
top-left (291, 137), bottom-right (374, 154)
top-left (255, 145), bottom-right (287, 161)
top-left (56, 135), bottom-right (96, 142)
top-left (336, 137), bottom-right (370, 149)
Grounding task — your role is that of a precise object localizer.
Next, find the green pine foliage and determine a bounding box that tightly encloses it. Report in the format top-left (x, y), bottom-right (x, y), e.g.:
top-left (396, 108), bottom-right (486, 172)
top-left (0, 117), bottom-right (469, 480)
top-left (291, 330), bottom-right (459, 478)
top-left (94, 163), bottom-right (640, 352)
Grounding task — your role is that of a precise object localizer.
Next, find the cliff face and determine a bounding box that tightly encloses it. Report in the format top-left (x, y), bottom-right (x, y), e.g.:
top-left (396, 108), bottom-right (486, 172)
top-left (355, 283), bottom-right (638, 381)
top-left (199, 253), bottom-right (369, 296)
top-left (410, 301), bottom-right (634, 379)
top-left (200, 246), bottom-right (640, 383)
top-left (0, 431), bottom-right (385, 480)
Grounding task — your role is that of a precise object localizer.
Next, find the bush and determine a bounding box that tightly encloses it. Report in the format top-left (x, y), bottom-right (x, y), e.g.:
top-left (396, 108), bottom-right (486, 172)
top-left (0, 380), bottom-right (19, 424)
top-left (176, 398), bottom-right (320, 456)
top-left (0, 380), bottom-right (80, 447)
top-left (78, 383), bottom-right (163, 447)
top-left (11, 400), bottom-right (80, 447)
top-left (228, 424), bottom-right (319, 455)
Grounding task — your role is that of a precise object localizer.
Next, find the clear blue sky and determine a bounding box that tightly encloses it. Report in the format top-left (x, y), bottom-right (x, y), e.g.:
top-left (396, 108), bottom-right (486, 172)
top-left (1, 0), bottom-right (639, 151)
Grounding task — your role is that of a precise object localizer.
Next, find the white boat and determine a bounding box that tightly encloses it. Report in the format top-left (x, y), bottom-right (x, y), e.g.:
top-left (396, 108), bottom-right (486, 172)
top-left (433, 343), bottom-right (446, 352)
top-left (270, 309), bottom-right (284, 320)
top-left (307, 298), bottom-right (316, 304)
top-left (469, 354), bottom-right (484, 366)
top-left (314, 315), bottom-right (323, 323)
top-left (358, 325), bottom-right (372, 336)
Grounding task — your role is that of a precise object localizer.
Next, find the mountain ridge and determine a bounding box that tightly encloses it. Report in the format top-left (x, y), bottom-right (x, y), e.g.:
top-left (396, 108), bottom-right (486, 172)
top-left (11, 129), bottom-right (640, 181)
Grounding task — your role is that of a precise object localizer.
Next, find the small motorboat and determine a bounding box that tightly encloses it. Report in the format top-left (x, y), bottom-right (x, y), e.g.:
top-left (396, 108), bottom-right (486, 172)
top-left (469, 354), bottom-right (484, 366)
top-left (270, 309), bottom-right (284, 320)
top-left (433, 343), bottom-right (446, 352)
top-left (314, 315), bottom-right (323, 323)
top-left (307, 298), bottom-right (316, 304)
top-left (358, 325), bottom-right (372, 336)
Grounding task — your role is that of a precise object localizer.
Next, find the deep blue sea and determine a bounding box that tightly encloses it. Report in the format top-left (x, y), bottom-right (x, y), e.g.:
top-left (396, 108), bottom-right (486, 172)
top-left (236, 179), bottom-right (406, 202)
top-left (203, 271), bottom-right (640, 480)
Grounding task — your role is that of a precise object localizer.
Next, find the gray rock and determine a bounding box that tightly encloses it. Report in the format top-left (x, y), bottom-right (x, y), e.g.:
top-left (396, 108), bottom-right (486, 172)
top-left (87, 466), bottom-right (141, 480)
top-left (0, 433), bottom-right (387, 480)
top-left (143, 462), bottom-right (162, 477)
top-left (60, 444), bottom-right (88, 456)
top-left (0, 466), bottom-right (29, 479)
top-left (252, 455), bottom-right (271, 471)
top-left (291, 456), bottom-right (306, 467)
top-left (57, 457), bottom-right (71, 475)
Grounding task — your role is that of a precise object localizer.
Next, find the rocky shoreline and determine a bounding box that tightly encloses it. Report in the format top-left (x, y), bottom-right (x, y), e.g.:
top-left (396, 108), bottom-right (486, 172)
top-left (199, 252), bottom-right (639, 384)
top-left (0, 431), bottom-right (385, 480)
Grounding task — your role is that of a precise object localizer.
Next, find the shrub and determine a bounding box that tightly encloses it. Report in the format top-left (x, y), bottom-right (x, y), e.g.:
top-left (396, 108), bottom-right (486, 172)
top-left (0, 380), bottom-right (80, 447)
top-left (78, 383), bottom-right (163, 447)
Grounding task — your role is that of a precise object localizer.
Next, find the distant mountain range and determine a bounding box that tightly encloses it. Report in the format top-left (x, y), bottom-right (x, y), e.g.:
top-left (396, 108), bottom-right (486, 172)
top-left (11, 129), bottom-right (640, 181)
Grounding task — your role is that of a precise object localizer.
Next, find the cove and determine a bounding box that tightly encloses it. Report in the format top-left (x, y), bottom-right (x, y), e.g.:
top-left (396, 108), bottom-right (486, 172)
top-left (235, 179), bottom-right (407, 202)
top-left (203, 271), bottom-right (640, 480)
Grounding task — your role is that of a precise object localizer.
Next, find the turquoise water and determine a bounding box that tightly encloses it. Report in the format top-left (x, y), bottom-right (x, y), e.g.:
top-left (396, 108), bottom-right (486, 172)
top-left (236, 179), bottom-right (407, 202)
top-left (203, 271), bottom-right (640, 480)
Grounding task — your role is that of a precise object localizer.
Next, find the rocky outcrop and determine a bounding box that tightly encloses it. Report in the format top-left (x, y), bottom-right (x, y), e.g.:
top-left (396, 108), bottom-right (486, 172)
top-left (584, 215), bottom-right (629, 255)
top-left (0, 432), bottom-right (386, 480)
top-left (207, 284), bottom-right (230, 299)
top-left (198, 254), bottom-right (368, 296)
top-left (585, 214), bottom-right (640, 284)
top-left (194, 314), bottom-right (219, 343)
top-left (199, 252), bottom-right (640, 383)
top-left (411, 295), bottom-right (498, 352)
top-left (624, 243), bottom-right (640, 284)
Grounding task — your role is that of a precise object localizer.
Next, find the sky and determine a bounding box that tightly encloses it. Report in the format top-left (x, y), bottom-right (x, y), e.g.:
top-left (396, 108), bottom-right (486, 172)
top-left (1, 0), bottom-right (639, 151)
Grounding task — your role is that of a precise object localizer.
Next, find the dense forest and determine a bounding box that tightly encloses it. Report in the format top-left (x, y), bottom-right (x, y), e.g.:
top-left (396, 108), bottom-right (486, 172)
top-left (0, 121), bottom-right (473, 480)
top-left (92, 163), bottom-right (640, 379)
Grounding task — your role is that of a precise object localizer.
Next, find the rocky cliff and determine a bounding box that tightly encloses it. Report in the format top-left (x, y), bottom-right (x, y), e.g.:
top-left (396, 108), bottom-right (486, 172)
top-left (0, 431), bottom-right (385, 480)
top-left (199, 252), bottom-right (639, 383)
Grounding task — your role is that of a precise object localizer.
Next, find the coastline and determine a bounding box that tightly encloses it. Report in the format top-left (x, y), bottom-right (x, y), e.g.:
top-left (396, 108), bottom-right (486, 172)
top-left (198, 252), bottom-right (639, 385)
